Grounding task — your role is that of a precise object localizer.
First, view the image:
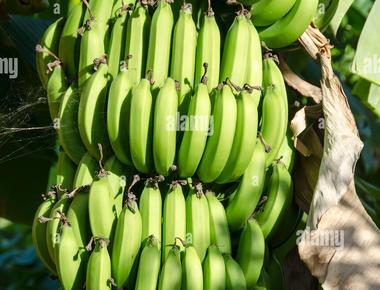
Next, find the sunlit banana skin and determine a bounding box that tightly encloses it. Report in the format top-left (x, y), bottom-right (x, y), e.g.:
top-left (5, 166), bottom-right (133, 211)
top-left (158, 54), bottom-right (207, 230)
top-left (56, 151), bottom-right (76, 196)
top-left (245, 20), bottom-right (263, 88)
top-left (259, 0), bottom-right (319, 48)
top-left (226, 141), bottom-right (266, 231)
top-left (224, 255), bottom-right (247, 290)
top-left (203, 245), bottom-right (226, 290)
top-left (197, 84), bottom-right (237, 183)
top-left (153, 78), bottom-right (178, 175)
top-left (250, 0), bottom-right (297, 27)
top-left (236, 219), bottom-right (265, 288)
top-left (182, 245), bottom-right (203, 290)
top-left (158, 246), bottom-right (182, 290)
top-left (178, 80), bottom-right (211, 178)
top-left (47, 65), bottom-right (68, 122)
top-left (205, 192), bottom-right (231, 254)
top-left (73, 152), bottom-right (98, 188)
top-left (276, 132), bottom-right (296, 172)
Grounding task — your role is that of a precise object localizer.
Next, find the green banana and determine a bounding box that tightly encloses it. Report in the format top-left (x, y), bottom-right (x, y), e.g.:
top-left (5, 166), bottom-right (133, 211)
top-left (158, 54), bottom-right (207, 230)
top-left (194, 8), bottom-right (221, 92)
top-left (203, 245), bottom-right (226, 290)
top-left (47, 64), bottom-right (68, 122)
top-left (73, 152), bottom-right (98, 187)
top-left (259, 0), bottom-right (319, 48)
top-left (236, 219), bottom-right (265, 288)
top-left (145, 0), bottom-right (174, 89)
top-left (139, 177), bottom-right (163, 245)
top-left (32, 194), bottom-right (57, 275)
top-left (216, 88), bottom-right (259, 183)
top-left (56, 151), bottom-right (76, 196)
top-left (314, 0), bottom-right (339, 30)
top-left (226, 140), bottom-right (266, 231)
top-left (220, 13), bottom-right (250, 88)
top-left (245, 20), bottom-right (263, 88)
top-left (205, 191), bottom-right (231, 254)
top-left (129, 77), bottom-right (154, 173)
top-left (276, 132), bottom-right (296, 172)
top-left (36, 17), bottom-right (65, 89)
top-left (162, 182), bottom-right (186, 262)
top-left (58, 3), bottom-right (85, 80)
top-left (177, 75), bottom-right (211, 178)
top-left (135, 235), bottom-right (161, 290)
top-left (78, 63), bottom-right (112, 160)
top-left (86, 238), bottom-right (112, 290)
top-left (255, 162), bottom-right (293, 239)
top-left (153, 78), bottom-right (178, 175)
top-left (112, 200), bottom-right (142, 288)
top-left (57, 84), bottom-right (87, 164)
top-left (170, 3), bottom-right (198, 113)
top-left (158, 245), bottom-right (182, 290)
top-left (185, 184), bottom-right (210, 261)
top-left (250, 0), bottom-right (297, 27)
top-left (197, 84), bottom-right (237, 183)
top-left (224, 255), bottom-right (247, 290)
top-left (124, 2), bottom-right (151, 84)
top-left (181, 244), bottom-right (203, 290)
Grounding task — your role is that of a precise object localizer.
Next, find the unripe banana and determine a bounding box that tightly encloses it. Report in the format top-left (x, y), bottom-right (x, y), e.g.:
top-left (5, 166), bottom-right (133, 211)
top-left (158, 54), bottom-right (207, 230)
top-left (245, 21), bottom-right (263, 88)
top-left (255, 162), bottom-right (293, 239)
top-left (78, 63), bottom-right (112, 160)
top-left (205, 191), bottom-right (231, 254)
top-left (224, 255), bottom-right (247, 290)
top-left (216, 88), bottom-right (259, 183)
top-left (197, 84), bottom-right (237, 183)
top-left (177, 78), bottom-right (211, 178)
top-left (153, 78), bottom-right (178, 175)
top-left (124, 3), bottom-right (151, 84)
top-left (56, 151), bottom-right (76, 196)
top-left (129, 78), bottom-right (154, 173)
top-left (73, 152), bottom-right (98, 187)
top-left (47, 65), bottom-right (68, 122)
top-left (86, 238), bottom-right (112, 290)
top-left (276, 132), bottom-right (296, 172)
top-left (145, 0), bottom-right (174, 89)
top-left (57, 84), bottom-right (87, 164)
top-left (158, 245), bottom-right (182, 290)
top-left (220, 13), bottom-right (250, 87)
top-left (194, 7), bottom-right (220, 91)
top-left (58, 3), bottom-right (85, 80)
top-left (36, 17), bottom-right (64, 89)
top-left (32, 195), bottom-right (57, 275)
top-left (181, 244), bottom-right (203, 290)
top-left (135, 235), bottom-right (161, 290)
top-left (139, 177), bottom-right (163, 245)
top-left (162, 182), bottom-right (186, 261)
top-left (203, 245), bottom-right (226, 290)
top-left (185, 185), bottom-right (210, 261)
top-left (112, 200), bottom-right (142, 288)
top-left (226, 140), bottom-right (266, 231)
top-left (236, 219), bottom-right (265, 288)
top-left (170, 3), bottom-right (197, 113)
top-left (259, 0), bottom-right (319, 48)
top-left (250, 0), bottom-right (297, 27)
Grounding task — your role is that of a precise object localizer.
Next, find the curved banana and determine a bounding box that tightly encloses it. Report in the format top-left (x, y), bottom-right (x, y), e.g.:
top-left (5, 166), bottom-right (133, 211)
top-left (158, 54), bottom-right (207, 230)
top-left (36, 17), bottom-right (65, 89)
top-left (58, 3), bottom-right (85, 81)
top-left (182, 244), bottom-right (203, 290)
top-left (47, 65), bottom-right (68, 122)
top-left (112, 200), bottom-right (142, 288)
top-left (32, 195), bottom-right (57, 275)
top-left (225, 140), bottom-right (266, 231)
top-left (314, 0), bottom-right (339, 30)
top-left (145, 0), bottom-right (174, 89)
top-left (224, 255), bottom-right (247, 290)
top-left (170, 2), bottom-right (197, 113)
top-left (186, 185), bottom-right (210, 261)
top-left (245, 20), bottom-right (263, 88)
top-left (194, 8), bottom-right (220, 91)
top-left (177, 77), bottom-right (211, 178)
top-left (250, 0), bottom-right (297, 27)
top-left (220, 13), bottom-right (250, 87)
top-left (259, 0), bottom-right (319, 48)
top-left (255, 162), bottom-right (293, 238)
top-left (78, 63), bottom-right (112, 160)
top-left (197, 84), bottom-right (237, 183)
top-left (56, 151), bottom-right (76, 196)
top-left (86, 238), bottom-right (112, 290)
top-left (203, 245), bottom-right (226, 290)
top-left (216, 88), bottom-right (259, 183)
top-left (236, 219), bottom-right (265, 288)
top-left (58, 84), bottom-right (87, 164)
top-left (73, 152), bottom-right (98, 187)
top-left (129, 78), bottom-right (154, 173)
top-left (124, 2), bottom-right (151, 84)
top-left (276, 132), bottom-right (296, 172)
top-left (153, 78), bottom-right (178, 175)
top-left (162, 182), bottom-right (186, 262)
top-left (158, 245), bottom-right (182, 290)
top-left (205, 191), bottom-right (231, 254)
top-left (135, 235), bottom-right (161, 290)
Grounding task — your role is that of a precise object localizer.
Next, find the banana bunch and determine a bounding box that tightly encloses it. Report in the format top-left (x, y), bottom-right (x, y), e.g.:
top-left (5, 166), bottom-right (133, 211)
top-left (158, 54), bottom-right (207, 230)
top-left (31, 0), bottom-right (310, 288)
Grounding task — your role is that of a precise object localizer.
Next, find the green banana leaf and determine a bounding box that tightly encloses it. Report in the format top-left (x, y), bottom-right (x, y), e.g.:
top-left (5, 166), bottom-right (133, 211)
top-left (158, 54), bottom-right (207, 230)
top-left (329, 0), bottom-right (355, 35)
